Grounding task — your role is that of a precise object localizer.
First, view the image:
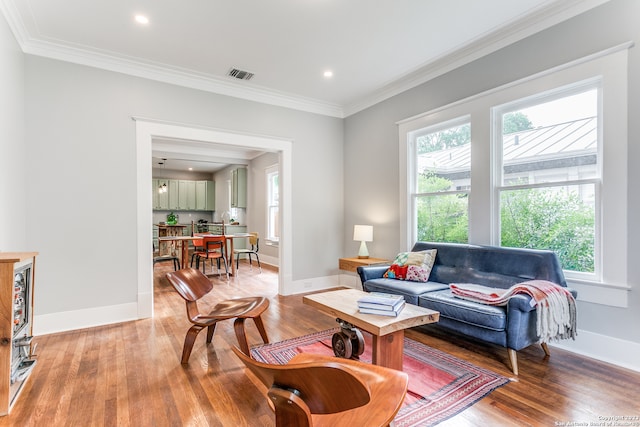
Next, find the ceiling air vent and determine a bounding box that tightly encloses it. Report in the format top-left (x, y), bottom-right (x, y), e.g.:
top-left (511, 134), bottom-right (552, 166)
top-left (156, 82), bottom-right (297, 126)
top-left (227, 68), bottom-right (254, 81)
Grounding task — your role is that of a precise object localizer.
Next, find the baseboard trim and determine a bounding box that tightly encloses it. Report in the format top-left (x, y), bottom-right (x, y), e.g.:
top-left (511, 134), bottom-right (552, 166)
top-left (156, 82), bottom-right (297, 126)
top-left (33, 302), bottom-right (139, 336)
top-left (288, 275), bottom-right (341, 295)
top-left (549, 329), bottom-right (640, 373)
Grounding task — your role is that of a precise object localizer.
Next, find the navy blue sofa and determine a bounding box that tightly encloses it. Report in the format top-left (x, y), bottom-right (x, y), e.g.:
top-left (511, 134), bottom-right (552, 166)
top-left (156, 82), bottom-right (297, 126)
top-left (356, 242), bottom-right (575, 374)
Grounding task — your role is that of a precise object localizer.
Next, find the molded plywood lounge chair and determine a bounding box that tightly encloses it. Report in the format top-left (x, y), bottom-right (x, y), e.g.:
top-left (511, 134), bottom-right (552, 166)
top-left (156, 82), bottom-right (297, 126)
top-left (166, 268), bottom-right (269, 363)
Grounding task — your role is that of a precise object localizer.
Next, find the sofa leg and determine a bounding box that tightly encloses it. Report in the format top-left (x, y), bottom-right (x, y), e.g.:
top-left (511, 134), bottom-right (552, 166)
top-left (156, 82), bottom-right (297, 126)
top-left (541, 342), bottom-right (551, 357)
top-left (508, 348), bottom-right (518, 375)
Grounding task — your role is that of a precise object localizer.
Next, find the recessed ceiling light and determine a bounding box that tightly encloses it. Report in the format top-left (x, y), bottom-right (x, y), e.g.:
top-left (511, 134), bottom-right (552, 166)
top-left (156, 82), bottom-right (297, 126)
top-left (188, 167), bottom-right (193, 171)
top-left (135, 15), bottom-right (149, 25)
top-left (323, 70), bottom-right (333, 78)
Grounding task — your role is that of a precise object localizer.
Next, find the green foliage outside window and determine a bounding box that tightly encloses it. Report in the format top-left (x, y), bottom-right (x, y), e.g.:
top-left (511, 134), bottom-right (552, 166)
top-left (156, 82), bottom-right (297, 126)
top-left (417, 173), bottom-right (595, 272)
top-left (500, 188), bottom-right (595, 272)
top-left (416, 172), bottom-right (468, 243)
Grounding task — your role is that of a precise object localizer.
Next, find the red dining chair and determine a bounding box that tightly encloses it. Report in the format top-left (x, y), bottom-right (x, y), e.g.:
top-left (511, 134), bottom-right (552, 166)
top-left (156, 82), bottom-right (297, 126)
top-left (197, 235), bottom-right (229, 279)
top-left (190, 233), bottom-right (207, 267)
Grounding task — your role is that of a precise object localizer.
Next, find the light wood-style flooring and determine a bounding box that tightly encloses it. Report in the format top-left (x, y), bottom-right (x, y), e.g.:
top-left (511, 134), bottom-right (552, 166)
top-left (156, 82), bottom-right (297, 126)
top-left (2, 261), bottom-right (639, 426)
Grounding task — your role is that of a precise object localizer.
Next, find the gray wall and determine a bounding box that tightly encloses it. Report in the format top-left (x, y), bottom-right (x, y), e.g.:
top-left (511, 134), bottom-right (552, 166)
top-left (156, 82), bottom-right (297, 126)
top-left (248, 152), bottom-right (280, 263)
top-left (344, 0), bottom-right (640, 345)
top-left (0, 12), bottom-right (26, 250)
top-left (22, 54), bottom-right (343, 316)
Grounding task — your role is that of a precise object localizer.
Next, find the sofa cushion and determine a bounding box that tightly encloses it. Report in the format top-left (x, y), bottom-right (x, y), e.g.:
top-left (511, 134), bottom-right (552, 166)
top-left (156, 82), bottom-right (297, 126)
top-left (419, 289), bottom-right (507, 331)
top-left (363, 278), bottom-right (448, 305)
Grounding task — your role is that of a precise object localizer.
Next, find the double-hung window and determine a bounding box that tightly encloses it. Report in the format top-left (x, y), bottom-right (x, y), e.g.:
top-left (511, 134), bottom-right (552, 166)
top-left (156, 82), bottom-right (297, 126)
top-left (399, 45), bottom-right (630, 306)
top-left (494, 87), bottom-right (599, 276)
top-left (412, 117), bottom-right (471, 244)
top-left (266, 165), bottom-right (279, 244)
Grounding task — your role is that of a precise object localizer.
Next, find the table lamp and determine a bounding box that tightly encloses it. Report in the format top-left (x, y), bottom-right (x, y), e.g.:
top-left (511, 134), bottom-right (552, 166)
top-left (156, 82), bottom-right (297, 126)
top-left (353, 225), bottom-right (373, 259)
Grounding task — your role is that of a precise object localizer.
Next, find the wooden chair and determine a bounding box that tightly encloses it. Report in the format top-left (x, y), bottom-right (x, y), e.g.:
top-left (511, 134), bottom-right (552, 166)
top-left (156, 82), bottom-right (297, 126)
top-left (233, 232), bottom-right (261, 272)
top-left (166, 268), bottom-right (270, 364)
top-left (196, 235), bottom-right (229, 279)
top-left (153, 242), bottom-right (180, 271)
top-left (231, 346), bottom-right (408, 427)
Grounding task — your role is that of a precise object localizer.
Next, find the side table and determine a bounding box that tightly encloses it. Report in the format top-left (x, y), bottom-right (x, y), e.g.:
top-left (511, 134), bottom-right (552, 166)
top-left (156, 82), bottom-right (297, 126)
top-left (339, 257), bottom-right (390, 273)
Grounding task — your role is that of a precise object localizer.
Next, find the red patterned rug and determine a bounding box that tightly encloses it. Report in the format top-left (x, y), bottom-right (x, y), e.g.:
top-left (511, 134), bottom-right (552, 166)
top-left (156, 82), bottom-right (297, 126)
top-left (250, 328), bottom-right (509, 427)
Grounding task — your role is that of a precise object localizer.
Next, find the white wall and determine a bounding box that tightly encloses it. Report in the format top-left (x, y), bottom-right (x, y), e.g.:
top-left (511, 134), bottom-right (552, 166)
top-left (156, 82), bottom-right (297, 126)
top-left (343, 0), bottom-right (640, 369)
top-left (0, 13), bottom-right (26, 250)
top-left (23, 55), bottom-right (343, 330)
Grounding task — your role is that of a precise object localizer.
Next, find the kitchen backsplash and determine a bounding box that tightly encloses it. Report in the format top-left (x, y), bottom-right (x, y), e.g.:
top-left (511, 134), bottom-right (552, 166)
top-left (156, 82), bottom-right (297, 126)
top-left (153, 209), bottom-right (245, 225)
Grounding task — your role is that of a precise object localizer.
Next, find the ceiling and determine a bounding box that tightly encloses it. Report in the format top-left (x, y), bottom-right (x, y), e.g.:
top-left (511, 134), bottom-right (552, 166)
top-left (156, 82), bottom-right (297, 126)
top-left (152, 137), bottom-right (267, 173)
top-left (0, 0), bottom-right (606, 172)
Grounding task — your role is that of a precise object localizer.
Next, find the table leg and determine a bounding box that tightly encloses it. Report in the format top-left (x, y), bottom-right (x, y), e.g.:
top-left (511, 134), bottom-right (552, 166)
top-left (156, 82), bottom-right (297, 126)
top-left (228, 237), bottom-right (236, 276)
top-left (181, 241), bottom-right (189, 270)
top-left (371, 330), bottom-right (404, 371)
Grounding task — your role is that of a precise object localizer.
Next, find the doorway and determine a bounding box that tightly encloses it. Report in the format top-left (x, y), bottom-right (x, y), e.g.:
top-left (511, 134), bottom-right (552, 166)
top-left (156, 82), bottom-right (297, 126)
top-left (135, 118), bottom-right (293, 318)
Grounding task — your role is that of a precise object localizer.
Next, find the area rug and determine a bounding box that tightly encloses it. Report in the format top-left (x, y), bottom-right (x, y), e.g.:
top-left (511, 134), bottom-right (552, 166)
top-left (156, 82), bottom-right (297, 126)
top-left (250, 328), bottom-right (509, 427)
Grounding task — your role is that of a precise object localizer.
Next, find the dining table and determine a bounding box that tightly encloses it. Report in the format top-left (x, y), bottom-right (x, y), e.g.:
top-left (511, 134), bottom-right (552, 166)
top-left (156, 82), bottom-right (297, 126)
top-left (158, 233), bottom-right (252, 276)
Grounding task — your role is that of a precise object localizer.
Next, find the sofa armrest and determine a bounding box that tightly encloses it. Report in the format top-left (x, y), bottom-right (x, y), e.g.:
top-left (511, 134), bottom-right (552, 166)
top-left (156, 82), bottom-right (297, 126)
top-left (507, 286), bottom-right (577, 313)
top-left (507, 294), bottom-right (536, 312)
top-left (356, 265), bottom-right (390, 284)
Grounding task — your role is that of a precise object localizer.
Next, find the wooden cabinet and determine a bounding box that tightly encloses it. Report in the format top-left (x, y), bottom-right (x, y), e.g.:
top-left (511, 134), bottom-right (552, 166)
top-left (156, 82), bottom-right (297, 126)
top-left (231, 168), bottom-right (247, 208)
top-left (157, 225), bottom-right (187, 256)
top-left (0, 252), bottom-right (37, 416)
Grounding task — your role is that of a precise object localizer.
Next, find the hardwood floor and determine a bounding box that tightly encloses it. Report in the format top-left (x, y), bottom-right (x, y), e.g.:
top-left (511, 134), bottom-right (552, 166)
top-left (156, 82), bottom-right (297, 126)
top-left (2, 262), bottom-right (639, 426)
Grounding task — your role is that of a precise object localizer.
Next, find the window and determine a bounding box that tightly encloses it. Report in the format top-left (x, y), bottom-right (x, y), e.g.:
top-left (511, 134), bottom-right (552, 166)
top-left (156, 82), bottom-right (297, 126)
top-left (266, 165), bottom-right (279, 243)
top-left (495, 88), bottom-right (599, 275)
top-left (411, 118), bottom-right (470, 243)
top-left (399, 45), bottom-right (629, 306)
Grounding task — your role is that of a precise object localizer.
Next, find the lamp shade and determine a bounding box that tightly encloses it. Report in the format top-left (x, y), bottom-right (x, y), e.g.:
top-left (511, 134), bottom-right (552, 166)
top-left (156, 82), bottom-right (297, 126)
top-left (353, 225), bottom-right (373, 242)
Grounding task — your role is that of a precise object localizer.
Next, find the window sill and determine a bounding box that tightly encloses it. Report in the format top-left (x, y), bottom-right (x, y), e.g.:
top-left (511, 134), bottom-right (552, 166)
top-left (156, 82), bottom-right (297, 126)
top-left (566, 278), bottom-right (630, 308)
top-left (265, 239), bottom-right (279, 247)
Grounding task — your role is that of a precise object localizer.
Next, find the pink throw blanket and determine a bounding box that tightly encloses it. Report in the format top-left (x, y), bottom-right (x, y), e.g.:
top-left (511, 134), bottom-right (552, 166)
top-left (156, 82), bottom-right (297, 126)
top-left (450, 280), bottom-right (577, 343)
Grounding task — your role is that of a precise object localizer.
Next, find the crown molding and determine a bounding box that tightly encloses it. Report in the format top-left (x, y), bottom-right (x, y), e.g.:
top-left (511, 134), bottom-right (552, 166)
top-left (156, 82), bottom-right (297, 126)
top-left (343, 0), bottom-right (611, 117)
top-left (21, 38), bottom-right (345, 118)
top-left (0, 0), bottom-right (344, 118)
top-left (1, 0), bottom-right (610, 119)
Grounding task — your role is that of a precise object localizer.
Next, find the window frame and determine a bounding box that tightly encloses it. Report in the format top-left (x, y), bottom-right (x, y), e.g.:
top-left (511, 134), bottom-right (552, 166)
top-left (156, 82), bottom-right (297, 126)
top-left (410, 115), bottom-right (471, 244)
top-left (265, 164), bottom-right (279, 245)
top-left (398, 44), bottom-right (630, 307)
top-left (492, 82), bottom-right (602, 281)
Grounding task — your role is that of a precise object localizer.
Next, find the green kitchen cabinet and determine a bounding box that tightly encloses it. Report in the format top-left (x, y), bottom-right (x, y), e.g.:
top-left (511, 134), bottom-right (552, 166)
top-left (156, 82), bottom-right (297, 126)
top-left (196, 180), bottom-right (215, 211)
top-left (231, 167), bottom-right (247, 208)
top-left (168, 180), bottom-right (180, 210)
top-left (152, 179), bottom-right (169, 210)
top-left (178, 180), bottom-right (196, 210)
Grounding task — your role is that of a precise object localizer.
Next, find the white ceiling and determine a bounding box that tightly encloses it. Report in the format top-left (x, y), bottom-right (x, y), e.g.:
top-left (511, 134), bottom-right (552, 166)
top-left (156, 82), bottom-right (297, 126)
top-left (1, 0), bottom-right (607, 172)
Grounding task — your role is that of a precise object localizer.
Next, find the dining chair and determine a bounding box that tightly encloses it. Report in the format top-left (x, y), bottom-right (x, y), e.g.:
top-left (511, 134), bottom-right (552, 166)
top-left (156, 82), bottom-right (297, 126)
top-left (153, 242), bottom-right (180, 271)
top-left (231, 346), bottom-right (408, 427)
top-left (233, 232), bottom-right (261, 272)
top-left (196, 235), bottom-right (229, 279)
top-left (190, 233), bottom-right (207, 267)
top-left (166, 268), bottom-right (270, 364)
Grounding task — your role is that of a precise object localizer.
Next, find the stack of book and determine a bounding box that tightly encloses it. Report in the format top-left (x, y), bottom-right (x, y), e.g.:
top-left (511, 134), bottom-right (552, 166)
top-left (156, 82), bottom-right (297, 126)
top-left (357, 292), bottom-right (405, 317)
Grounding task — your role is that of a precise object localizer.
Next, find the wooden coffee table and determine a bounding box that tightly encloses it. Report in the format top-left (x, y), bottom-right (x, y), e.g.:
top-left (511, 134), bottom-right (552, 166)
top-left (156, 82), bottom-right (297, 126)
top-left (303, 288), bottom-right (439, 370)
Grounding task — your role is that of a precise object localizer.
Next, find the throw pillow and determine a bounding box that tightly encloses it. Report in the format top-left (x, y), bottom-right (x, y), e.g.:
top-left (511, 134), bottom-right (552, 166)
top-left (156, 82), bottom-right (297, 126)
top-left (406, 265), bottom-right (431, 282)
top-left (383, 264), bottom-right (409, 279)
top-left (385, 249), bottom-right (437, 282)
